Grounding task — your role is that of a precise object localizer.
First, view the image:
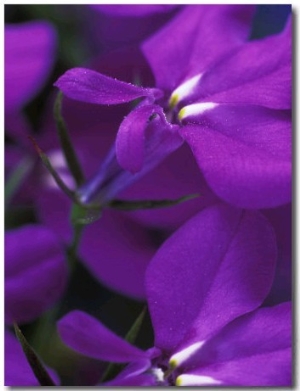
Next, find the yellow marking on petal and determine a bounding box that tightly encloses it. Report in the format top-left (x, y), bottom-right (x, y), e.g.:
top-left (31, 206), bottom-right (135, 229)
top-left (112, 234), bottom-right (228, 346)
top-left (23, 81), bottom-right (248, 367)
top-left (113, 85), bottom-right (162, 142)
top-left (178, 107), bottom-right (187, 121)
top-left (169, 341), bottom-right (205, 368)
top-left (178, 102), bottom-right (218, 121)
top-left (176, 374), bottom-right (222, 386)
top-left (169, 74), bottom-right (202, 109)
top-left (169, 358), bottom-right (178, 369)
top-left (175, 376), bottom-right (183, 386)
top-left (169, 93), bottom-right (180, 109)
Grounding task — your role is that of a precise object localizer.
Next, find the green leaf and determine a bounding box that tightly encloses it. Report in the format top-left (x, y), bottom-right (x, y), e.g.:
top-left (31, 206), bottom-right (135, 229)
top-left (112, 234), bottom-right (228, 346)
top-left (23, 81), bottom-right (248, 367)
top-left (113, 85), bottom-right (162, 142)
top-left (54, 91), bottom-right (85, 187)
top-left (125, 306), bottom-right (147, 345)
top-left (108, 193), bottom-right (200, 211)
top-left (14, 323), bottom-right (56, 386)
top-left (5, 156), bottom-right (34, 206)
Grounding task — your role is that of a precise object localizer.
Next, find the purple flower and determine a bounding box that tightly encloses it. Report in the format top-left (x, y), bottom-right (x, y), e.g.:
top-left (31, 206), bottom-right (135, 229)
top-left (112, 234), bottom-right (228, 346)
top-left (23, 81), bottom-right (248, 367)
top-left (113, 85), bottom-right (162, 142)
top-left (5, 20), bottom-right (57, 207)
top-left (33, 49), bottom-right (219, 298)
top-left (5, 21), bottom-right (57, 144)
top-left (86, 5), bottom-right (181, 55)
top-left (5, 224), bottom-right (67, 385)
top-left (57, 204), bottom-right (291, 386)
top-left (54, 5), bottom-right (291, 209)
top-left (5, 224), bottom-right (68, 325)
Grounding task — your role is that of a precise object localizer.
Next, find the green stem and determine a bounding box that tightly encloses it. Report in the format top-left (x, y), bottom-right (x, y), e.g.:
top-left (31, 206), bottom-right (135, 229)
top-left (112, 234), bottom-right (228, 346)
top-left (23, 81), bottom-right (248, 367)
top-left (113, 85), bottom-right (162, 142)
top-left (54, 91), bottom-right (85, 187)
top-left (67, 223), bottom-right (84, 271)
top-left (14, 323), bottom-right (56, 386)
top-left (29, 136), bottom-right (76, 201)
top-left (108, 194), bottom-right (200, 211)
top-left (5, 156), bottom-right (34, 207)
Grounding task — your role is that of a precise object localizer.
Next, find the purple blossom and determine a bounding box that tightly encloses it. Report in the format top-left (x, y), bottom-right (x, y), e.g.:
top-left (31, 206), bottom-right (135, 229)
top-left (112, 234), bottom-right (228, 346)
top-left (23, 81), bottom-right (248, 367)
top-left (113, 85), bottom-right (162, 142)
top-left (5, 225), bottom-right (67, 385)
top-left (33, 49), bottom-right (219, 298)
top-left (5, 20), bottom-right (57, 204)
top-left (5, 21), bottom-right (57, 144)
top-left (86, 5), bottom-right (181, 55)
top-left (57, 204), bottom-right (291, 386)
top-left (54, 5), bottom-right (291, 209)
top-left (5, 224), bottom-right (68, 325)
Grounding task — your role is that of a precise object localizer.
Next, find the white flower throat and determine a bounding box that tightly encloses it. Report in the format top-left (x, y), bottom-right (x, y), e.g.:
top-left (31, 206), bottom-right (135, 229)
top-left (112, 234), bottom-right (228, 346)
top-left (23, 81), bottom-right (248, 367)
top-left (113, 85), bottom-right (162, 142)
top-left (164, 73), bottom-right (218, 122)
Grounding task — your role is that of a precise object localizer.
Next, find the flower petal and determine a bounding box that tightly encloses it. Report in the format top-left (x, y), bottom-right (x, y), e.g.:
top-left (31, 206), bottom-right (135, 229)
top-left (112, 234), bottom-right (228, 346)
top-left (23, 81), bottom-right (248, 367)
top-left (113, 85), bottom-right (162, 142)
top-left (183, 303), bottom-right (291, 386)
top-left (80, 209), bottom-right (157, 299)
top-left (146, 204), bottom-right (277, 353)
top-left (5, 21), bottom-right (57, 113)
top-left (54, 68), bottom-right (161, 105)
top-left (105, 374), bottom-right (156, 386)
top-left (92, 4), bottom-right (179, 17)
top-left (57, 310), bottom-right (147, 363)
top-left (203, 64), bottom-right (291, 110)
top-left (180, 105), bottom-right (291, 208)
top-left (5, 330), bottom-right (39, 386)
top-left (142, 5), bottom-right (255, 91)
top-left (116, 103), bottom-right (180, 173)
top-left (193, 16), bottom-right (291, 107)
top-left (263, 204), bottom-right (292, 305)
top-left (5, 225), bottom-right (68, 324)
top-left (116, 104), bottom-right (164, 173)
top-left (104, 359), bottom-right (155, 386)
top-left (119, 143), bottom-right (219, 230)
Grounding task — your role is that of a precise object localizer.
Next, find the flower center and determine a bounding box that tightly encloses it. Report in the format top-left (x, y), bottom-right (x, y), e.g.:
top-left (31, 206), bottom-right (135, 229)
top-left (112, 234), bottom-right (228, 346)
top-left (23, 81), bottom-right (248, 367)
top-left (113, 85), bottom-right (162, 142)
top-left (165, 74), bottom-right (218, 123)
top-left (150, 342), bottom-right (222, 386)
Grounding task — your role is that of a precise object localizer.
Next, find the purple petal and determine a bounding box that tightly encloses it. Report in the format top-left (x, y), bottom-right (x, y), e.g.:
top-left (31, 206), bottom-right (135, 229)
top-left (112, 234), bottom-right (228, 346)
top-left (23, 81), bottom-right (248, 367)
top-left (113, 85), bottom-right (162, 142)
top-left (184, 303), bottom-right (291, 386)
top-left (146, 204), bottom-right (277, 353)
top-left (5, 21), bottom-right (57, 113)
top-left (142, 5), bottom-right (255, 91)
top-left (105, 374), bottom-right (156, 386)
top-left (203, 65), bottom-right (291, 110)
top-left (180, 105), bottom-right (291, 208)
top-left (5, 112), bottom-right (33, 146)
top-left (132, 117), bottom-right (183, 182)
top-left (194, 17), bottom-right (291, 105)
top-left (80, 209), bottom-right (157, 299)
top-left (5, 330), bottom-right (59, 386)
top-left (5, 330), bottom-right (39, 386)
top-left (54, 67), bottom-right (162, 105)
top-left (104, 359), bottom-right (155, 386)
top-left (184, 302), bottom-right (291, 365)
top-left (87, 6), bottom-right (181, 54)
top-left (81, 116), bottom-right (183, 204)
top-left (92, 4), bottom-right (179, 16)
top-left (5, 225), bottom-right (68, 324)
top-left (182, 350), bottom-right (291, 386)
top-left (119, 143), bottom-right (219, 230)
top-left (263, 204), bottom-right (292, 305)
top-left (116, 104), bottom-right (170, 173)
top-left (57, 310), bottom-right (147, 363)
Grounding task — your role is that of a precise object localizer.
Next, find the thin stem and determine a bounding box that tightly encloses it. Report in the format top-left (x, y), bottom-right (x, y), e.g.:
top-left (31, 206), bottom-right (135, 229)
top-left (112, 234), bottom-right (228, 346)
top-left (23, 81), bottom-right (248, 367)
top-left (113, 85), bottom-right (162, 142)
top-left (54, 91), bottom-right (85, 187)
top-left (28, 136), bottom-right (76, 201)
top-left (5, 155), bottom-right (34, 207)
top-left (14, 323), bottom-right (56, 386)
